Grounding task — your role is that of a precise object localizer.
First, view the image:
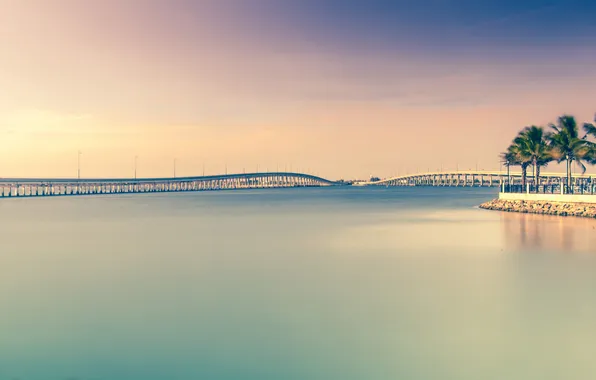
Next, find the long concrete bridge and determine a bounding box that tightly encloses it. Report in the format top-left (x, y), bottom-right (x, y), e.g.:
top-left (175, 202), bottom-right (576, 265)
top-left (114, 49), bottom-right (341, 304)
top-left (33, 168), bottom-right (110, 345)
top-left (0, 172), bottom-right (336, 198)
top-left (3, 170), bottom-right (593, 198)
top-left (357, 171), bottom-right (593, 187)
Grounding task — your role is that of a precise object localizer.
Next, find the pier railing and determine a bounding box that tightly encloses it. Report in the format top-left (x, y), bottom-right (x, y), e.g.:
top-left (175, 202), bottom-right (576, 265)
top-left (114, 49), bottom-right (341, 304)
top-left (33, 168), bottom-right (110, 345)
top-left (502, 178), bottom-right (596, 195)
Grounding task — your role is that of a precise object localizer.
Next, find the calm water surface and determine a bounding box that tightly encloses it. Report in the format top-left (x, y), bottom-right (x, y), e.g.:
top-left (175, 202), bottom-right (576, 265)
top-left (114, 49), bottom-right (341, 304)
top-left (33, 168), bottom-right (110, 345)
top-left (2, 187), bottom-right (596, 380)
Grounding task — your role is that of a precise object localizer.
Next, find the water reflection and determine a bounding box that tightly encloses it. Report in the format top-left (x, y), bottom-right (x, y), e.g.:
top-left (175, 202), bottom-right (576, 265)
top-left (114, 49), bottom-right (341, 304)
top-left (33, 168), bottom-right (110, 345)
top-left (3, 188), bottom-right (596, 380)
top-left (501, 211), bottom-right (596, 253)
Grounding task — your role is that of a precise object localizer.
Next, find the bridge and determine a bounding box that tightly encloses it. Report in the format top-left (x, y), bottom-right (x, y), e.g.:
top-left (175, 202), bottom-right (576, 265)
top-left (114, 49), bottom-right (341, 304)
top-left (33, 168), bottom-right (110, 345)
top-left (4, 170), bottom-right (594, 198)
top-left (357, 171), bottom-right (594, 187)
top-left (0, 172), bottom-right (336, 198)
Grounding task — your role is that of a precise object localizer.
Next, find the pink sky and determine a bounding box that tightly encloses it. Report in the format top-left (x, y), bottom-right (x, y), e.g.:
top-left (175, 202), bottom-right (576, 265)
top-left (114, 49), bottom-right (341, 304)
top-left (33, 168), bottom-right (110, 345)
top-left (1, 0), bottom-right (595, 179)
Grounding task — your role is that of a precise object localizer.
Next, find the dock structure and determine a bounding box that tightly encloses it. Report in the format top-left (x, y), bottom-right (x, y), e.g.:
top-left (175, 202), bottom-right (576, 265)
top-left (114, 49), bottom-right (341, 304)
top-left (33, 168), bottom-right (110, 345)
top-left (0, 172), bottom-right (336, 198)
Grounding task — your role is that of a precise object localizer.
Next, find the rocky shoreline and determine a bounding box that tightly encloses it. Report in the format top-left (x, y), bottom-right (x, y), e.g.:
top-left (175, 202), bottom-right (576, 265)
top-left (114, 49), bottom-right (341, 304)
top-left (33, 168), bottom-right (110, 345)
top-left (480, 199), bottom-right (596, 218)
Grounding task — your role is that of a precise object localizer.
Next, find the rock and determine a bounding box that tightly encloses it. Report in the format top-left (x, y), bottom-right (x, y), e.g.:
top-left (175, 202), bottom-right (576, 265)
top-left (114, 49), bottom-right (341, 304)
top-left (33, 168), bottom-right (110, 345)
top-left (479, 198), bottom-right (596, 219)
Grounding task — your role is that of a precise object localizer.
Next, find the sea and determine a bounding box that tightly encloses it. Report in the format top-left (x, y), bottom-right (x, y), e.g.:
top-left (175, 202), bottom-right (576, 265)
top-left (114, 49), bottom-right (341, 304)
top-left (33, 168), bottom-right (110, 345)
top-left (1, 186), bottom-right (596, 380)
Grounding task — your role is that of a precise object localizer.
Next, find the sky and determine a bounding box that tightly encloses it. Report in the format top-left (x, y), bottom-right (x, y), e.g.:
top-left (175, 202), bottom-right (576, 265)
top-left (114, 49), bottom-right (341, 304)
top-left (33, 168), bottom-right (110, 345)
top-left (1, 0), bottom-right (596, 179)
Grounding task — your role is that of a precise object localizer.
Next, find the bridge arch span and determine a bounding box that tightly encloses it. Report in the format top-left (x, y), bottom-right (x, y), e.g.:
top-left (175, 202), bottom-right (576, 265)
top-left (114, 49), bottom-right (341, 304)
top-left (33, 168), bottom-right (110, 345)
top-left (359, 171), bottom-right (591, 188)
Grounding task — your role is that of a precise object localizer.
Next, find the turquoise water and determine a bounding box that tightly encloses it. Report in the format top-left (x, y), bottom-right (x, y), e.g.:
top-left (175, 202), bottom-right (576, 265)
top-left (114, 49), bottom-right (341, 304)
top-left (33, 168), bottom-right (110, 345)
top-left (2, 187), bottom-right (596, 380)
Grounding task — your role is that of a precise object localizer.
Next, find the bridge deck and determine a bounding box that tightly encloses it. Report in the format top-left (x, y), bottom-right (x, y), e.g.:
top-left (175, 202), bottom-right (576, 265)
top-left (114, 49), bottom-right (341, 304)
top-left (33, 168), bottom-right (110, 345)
top-left (360, 171), bottom-right (593, 187)
top-left (0, 172), bottom-right (337, 198)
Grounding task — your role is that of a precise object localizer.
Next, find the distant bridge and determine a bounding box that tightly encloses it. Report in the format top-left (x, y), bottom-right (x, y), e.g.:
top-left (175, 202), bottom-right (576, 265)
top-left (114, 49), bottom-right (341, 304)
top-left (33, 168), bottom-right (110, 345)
top-left (0, 172), bottom-right (337, 198)
top-left (357, 171), bottom-right (594, 187)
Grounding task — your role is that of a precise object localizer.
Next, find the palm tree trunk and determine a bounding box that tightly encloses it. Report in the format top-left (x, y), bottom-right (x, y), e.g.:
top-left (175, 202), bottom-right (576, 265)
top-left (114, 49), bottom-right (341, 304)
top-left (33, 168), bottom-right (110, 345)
top-left (567, 157), bottom-right (572, 193)
top-left (522, 165), bottom-right (527, 188)
top-left (535, 162), bottom-right (540, 189)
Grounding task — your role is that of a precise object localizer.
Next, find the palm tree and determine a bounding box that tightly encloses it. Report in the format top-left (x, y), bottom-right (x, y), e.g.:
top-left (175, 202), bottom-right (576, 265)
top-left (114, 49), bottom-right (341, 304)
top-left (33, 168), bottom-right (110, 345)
top-left (514, 126), bottom-right (552, 186)
top-left (582, 114), bottom-right (596, 164)
top-left (583, 114), bottom-right (596, 137)
top-left (547, 115), bottom-right (591, 192)
top-left (500, 150), bottom-right (518, 189)
top-left (501, 140), bottom-right (531, 188)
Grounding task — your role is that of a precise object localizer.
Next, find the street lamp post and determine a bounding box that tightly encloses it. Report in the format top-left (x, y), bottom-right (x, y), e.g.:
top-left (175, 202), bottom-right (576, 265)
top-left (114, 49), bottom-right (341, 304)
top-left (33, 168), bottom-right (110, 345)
top-left (77, 150), bottom-right (82, 180)
top-left (507, 160), bottom-right (511, 191)
top-left (134, 156), bottom-right (138, 179)
top-left (566, 154), bottom-right (571, 194)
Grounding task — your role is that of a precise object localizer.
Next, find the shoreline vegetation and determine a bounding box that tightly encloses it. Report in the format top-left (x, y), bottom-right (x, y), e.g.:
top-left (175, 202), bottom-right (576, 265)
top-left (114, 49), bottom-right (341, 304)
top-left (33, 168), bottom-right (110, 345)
top-left (482, 113), bottom-right (596, 218)
top-left (500, 114), bottom-right (596, 188)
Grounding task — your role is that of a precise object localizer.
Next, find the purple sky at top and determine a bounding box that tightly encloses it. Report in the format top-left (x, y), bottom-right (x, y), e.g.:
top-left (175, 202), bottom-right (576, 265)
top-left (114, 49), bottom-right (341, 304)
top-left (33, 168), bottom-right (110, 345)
top-left (1, 0), bottom-right (595, 178)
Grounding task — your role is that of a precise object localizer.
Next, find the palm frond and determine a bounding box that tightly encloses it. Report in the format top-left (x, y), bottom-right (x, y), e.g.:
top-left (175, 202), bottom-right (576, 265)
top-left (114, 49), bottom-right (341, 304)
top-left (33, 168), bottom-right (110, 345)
top-left (584, 123), bottom-right (596, 139)
top-left (577, 160), bottom-right (587, 174)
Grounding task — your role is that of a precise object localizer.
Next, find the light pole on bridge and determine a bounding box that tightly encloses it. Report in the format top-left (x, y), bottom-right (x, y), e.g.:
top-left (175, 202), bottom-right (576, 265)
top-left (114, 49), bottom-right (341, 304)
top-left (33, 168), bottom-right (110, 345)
top-left (77, 150), bottom-right (82, 180)
top-left (134, 156), bottom-right (138, 179)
